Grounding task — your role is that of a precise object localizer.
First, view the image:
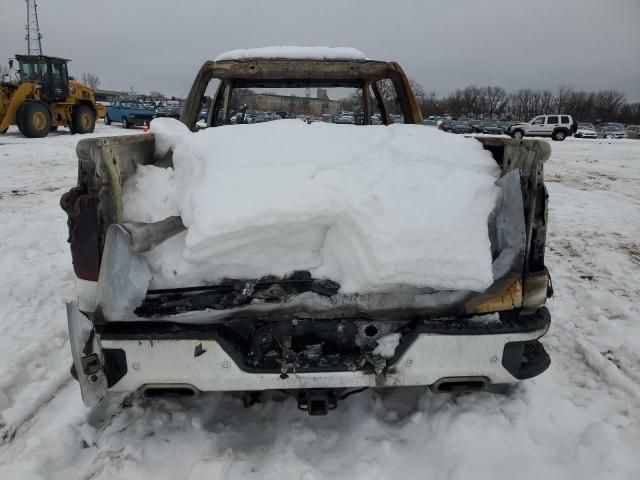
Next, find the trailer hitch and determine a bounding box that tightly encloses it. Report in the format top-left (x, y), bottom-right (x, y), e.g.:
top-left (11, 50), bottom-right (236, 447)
top-left (296, 389), bottom-right (338, 416)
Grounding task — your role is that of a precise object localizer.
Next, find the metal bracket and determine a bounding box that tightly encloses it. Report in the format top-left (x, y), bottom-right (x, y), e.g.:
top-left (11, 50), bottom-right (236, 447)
top-left (67, 302), bottom-right (107, 406)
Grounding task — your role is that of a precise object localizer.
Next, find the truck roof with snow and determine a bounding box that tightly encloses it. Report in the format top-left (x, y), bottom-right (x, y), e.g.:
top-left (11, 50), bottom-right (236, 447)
top-left (61, 47), bottom-right (553, 414)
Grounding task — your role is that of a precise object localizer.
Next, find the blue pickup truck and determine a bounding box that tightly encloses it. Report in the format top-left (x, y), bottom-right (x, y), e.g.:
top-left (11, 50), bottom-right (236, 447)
top-left (104, 99), bottom-right (155, 128)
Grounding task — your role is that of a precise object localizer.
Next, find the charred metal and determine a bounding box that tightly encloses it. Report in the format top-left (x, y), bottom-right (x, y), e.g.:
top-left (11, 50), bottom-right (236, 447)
top-left (62, 56), bottom-right (554, 413)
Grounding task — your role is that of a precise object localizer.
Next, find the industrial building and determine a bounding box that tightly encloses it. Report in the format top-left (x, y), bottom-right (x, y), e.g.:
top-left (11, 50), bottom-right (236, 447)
top-left (244, 88), bottom-right (341, 116)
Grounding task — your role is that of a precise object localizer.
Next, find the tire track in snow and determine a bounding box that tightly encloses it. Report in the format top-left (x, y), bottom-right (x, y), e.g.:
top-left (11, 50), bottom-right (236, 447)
top-left (0, 369), bottom-right (72, 445)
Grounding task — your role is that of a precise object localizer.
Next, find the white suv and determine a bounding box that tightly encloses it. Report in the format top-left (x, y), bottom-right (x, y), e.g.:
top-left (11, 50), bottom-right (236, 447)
top-left (507, 114), bottom-right (577, 141)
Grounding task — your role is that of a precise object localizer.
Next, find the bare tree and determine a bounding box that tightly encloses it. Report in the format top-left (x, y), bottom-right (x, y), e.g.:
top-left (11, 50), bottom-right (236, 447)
top-left (339, 90), bottom-right (362, 112)
top-left (482, 86), bottom-right (507, 118)
top-left (409, 78), bottom-right (427, 102)
top-left (594, 90), bottom-right (626, 120)
top-left (377, 77), bottom-right (426, 114)
top-left (377, 79), bottom-right (402, 114)
top-left (333, 79), bottom-right (637, 124)
top-left (445, 89), bottom-right (465, 117)
top-left (419, 91), bottom-right (444, 117)
top-left (620, 102), bottom-right (640, 124)
top-left (555, 85), bottom-right (574, 113)
top-left (536, 89), bottom-right (555, 114)
top-left (508, 88), bottom-right (535, 120)
top-left (459, 85), bottom-right (481, 117)
top-left (81, 72), bottom-right (101, 90)
top-left (149, 90), bottom-right (164, 99)
top-left (228, 88), bottom-right (254, 112)
top-left (564, 90), bottom-right (596, 121)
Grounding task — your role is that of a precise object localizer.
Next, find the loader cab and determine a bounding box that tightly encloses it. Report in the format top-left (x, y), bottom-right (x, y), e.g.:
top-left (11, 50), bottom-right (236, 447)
top-left (16, 55), bottom-right (70, 102)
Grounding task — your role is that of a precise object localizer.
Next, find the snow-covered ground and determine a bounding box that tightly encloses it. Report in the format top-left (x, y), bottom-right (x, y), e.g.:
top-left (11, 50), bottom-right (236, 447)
top-left (0, 127), bottom-right (639, 480)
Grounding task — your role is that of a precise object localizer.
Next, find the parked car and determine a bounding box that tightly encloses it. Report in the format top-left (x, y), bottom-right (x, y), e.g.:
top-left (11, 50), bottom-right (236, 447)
top-left (479, 121), bottom-right (504, 135)
top-left (105, 99), bottom-right (155, 128)
top-left (469, 119), bottom-right (483, 133)
top-left (625, 125), bottom-right (640, 139)
top-left (506, 114), bottom-right (577, 141)
top-left (440, 119), bottom-right (474, 134)
top-left (428, 115), bottom-right (445, 126)
top-left (247, 111), bottom-right (271, 123)
top-left (574, 123), bottom-right (598, 139)
top-left (334, 115), bottom-right (355, 124)
top-left (422, 119), bottom-right (438, 126)
top-left (596, 123), bottom-right (628, 139)
top-left (155, 105), bottom-right (182, 119)
top-left (497, 121), bottom-right (512, 132)
top-left (389, 114), bottom-right (404, 124)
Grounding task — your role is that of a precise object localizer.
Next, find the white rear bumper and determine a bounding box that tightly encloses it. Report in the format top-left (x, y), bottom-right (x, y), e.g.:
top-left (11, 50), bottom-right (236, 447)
top-left (102, 327), bottom-right (547, 393)
top-left (67, 302), bottom-right (550, 406)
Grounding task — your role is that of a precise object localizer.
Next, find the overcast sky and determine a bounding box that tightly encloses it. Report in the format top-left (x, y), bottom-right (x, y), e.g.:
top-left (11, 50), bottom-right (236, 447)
top-left (1, 0), bottom-right (639, 100)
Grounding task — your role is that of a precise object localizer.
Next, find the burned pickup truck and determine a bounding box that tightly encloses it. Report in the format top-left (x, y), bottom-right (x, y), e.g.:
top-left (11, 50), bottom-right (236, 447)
top-left (62, 47), bottom-right (552, 415)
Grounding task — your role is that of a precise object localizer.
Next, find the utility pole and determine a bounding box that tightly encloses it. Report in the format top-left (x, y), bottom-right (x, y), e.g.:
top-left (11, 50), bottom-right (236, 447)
top-left (25, 0), bottom-right (43, 55)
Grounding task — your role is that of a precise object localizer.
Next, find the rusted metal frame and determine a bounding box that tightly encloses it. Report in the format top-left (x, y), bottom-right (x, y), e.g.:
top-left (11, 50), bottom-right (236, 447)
top-left (209, 59), bottom-right (396, 81)
top-left (221, 81), bottom-right (232, 125)
top-left (181, 61), bottom-right (214, 131)
top-left (386, 63), bottom-right (422, 124)
top-left (464, 276), bottom-right (523, 314)
top-left (371, 81), bottom-right (389, 125)
top-left (208, 79), bottom-right (228, 126)
top-left (471, 138), bottom-right (552, 312)
top-left (183, 59), bottom-right (422, 128)
top-left (362, 80), bottom-right (372, 125)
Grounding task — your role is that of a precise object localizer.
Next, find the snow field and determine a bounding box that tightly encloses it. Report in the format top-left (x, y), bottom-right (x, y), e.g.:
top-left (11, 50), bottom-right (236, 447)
top-left (0, 127), bottom-right (639, 479)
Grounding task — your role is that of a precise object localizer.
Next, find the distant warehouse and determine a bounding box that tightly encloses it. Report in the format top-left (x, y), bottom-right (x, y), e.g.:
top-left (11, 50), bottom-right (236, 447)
top-left (94, 89), bottom-right (129, 103)
top-left (245, 88), bottom-right (340, 116)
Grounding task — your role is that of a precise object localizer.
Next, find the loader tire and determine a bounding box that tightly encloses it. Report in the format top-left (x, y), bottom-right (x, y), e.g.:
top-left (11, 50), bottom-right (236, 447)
top-left (71, 104), bottom-right (96, 134)
top-left (15, 103), bottom-right (28, 132)
top-left (17, 101), bottom-right (51, 138)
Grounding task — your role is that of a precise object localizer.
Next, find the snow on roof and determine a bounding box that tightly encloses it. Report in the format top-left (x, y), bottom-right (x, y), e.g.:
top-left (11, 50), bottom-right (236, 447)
top-left (214, 46), bottom-right (368, 62)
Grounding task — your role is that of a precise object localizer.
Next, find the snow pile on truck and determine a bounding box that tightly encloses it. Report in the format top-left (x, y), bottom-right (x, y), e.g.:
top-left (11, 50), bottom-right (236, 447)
top-left (123, 118), bottom-right (502, 293)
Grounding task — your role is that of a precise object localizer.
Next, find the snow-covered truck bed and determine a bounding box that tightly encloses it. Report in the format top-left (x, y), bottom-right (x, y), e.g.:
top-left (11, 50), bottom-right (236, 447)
top-left (61, 50), bottom-right (553, 414)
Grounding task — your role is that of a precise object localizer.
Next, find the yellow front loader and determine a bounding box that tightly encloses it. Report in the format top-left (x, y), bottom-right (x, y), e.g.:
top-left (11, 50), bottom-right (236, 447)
top-left (0, 55), bottom-right (100, 138)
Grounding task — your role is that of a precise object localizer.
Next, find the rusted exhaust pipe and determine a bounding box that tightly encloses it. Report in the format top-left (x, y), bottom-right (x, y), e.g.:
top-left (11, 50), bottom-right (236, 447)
top-left (432, 376), bottom-right (490, 393)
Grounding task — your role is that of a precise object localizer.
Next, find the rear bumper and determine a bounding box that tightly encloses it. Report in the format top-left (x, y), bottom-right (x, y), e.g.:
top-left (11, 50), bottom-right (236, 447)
top-left (67, 302), bottom-right (551, 406)
top-left (129, 117), bottom-right (154, 126)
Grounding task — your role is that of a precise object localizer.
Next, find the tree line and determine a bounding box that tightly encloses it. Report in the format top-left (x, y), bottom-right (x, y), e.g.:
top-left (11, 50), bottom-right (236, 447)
top-left (413, 83), bottom-right (639, 124)
top-left (339, 79), bottom-right (639, 124)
